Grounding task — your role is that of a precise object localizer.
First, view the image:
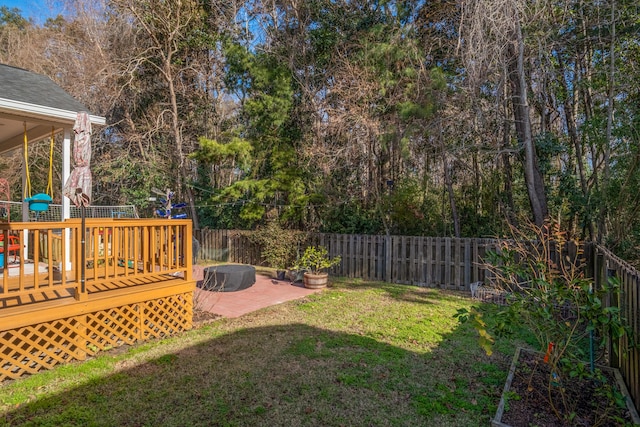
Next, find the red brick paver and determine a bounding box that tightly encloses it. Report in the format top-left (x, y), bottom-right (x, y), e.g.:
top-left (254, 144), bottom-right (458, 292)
top-left (192, 265), bottom-right (321, 318)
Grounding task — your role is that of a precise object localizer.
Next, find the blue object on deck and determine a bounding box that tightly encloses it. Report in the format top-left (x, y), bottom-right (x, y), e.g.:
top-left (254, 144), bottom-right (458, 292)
top-left (25, 193), bottom-right (53, 212)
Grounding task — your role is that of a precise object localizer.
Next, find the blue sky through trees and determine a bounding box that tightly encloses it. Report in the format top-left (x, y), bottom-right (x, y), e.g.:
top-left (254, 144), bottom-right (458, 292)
top-left (0, 1), bottom-right (64, 24)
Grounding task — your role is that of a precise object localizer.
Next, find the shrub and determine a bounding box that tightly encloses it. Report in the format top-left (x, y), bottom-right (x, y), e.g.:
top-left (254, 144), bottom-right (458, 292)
top-left (456, 220), bottom-right (633, 418)
top-left (250, 220), bottom-right (305, 270)
top-left (294, 246), bottom-right (341, 275)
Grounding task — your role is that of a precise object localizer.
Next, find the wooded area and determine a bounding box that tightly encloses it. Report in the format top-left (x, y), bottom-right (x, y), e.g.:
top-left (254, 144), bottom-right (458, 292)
top-left (1, 1), bottom-right (639, 265)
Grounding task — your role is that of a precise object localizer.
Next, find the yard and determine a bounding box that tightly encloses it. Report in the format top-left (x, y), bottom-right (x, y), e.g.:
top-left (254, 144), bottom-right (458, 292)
top-left (0, 278), bottom-right (528, 426)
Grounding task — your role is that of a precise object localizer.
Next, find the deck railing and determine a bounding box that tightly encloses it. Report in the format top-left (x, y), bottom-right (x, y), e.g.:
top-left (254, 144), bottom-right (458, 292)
top-left (0, 218), bottom-right (193, 306)
top-left (0, 218), bottom-right (194, 380)
top-left (0, 200), bottom-right (139, 222)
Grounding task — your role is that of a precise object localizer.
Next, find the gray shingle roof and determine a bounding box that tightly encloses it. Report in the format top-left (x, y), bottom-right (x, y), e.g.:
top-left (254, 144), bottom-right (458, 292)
top-left (0, 64), bottom-right (87, 112)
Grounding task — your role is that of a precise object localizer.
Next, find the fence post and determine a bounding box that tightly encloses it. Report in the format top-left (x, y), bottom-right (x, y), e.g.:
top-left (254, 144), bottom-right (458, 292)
top-left (385, 234), bottom-right (392, 283)
top-left (606, 261), bottom-right (620, 369)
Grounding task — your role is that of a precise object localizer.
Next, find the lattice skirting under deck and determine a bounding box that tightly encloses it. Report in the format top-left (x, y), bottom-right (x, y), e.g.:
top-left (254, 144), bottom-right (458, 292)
top-left (0, 292), bottom-right (193, 381)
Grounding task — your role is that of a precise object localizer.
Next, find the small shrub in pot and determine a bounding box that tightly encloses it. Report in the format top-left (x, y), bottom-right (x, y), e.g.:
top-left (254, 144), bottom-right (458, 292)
top-left (294, 246), bottom-right (341, 288)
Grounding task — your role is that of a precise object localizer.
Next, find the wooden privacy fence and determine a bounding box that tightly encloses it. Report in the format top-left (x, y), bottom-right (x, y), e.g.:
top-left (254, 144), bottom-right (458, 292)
top-left (590, 244), bottom-right (640, 410)
top-left (310, 234), bottom-right (505, 290)
top-left (195, 229), bottom-right (504, 290)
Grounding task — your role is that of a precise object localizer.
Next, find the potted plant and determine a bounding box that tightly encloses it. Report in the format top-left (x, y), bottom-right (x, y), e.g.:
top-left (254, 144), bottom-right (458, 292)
top-left (250, 220), bottom-right (304, 280)
top-left (295, 245), bottom-right (341, 289)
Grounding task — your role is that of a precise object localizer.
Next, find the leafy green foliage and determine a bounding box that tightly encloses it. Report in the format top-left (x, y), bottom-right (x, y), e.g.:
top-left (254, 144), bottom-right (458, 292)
top-left (294, 246), bottom-right (341, 274)
top-left (249, 220), bottom-right (306, 270)
top-left (455, 307), bottom-right (495, 356)
top-left (190, 136), bottom-right (252, 170)
top-left (458, 221), bottom-right (634, 419)
top-left (0, 6), bottom-right (29, 30)
top-left (319, 203), bottom-right (383, 234)
top-left (209, 43), bottom-right (310, 225)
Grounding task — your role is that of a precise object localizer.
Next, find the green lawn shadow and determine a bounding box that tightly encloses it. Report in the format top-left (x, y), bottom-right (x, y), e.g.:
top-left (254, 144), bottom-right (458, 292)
top-left (1, 284), bottom-right (517, 427)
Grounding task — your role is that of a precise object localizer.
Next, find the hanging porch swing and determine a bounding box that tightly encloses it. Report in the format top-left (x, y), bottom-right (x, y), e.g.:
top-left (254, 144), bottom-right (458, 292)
top-left (23, 123), bottom-right (55, 212)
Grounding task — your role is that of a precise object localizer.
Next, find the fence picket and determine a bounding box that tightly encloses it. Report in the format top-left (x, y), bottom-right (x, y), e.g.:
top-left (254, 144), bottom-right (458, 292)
top-left (415, 236), bottom-right (423, 286)
top-left (588, 244), bottom-right (640, 410)
top-left (455, 238), bottom-right (460, 288)
top-left (464, 239), bottom-right (471, 285)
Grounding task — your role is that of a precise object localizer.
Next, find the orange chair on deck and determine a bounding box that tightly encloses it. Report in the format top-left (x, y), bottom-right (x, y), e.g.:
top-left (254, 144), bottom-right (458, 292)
top-left (0, 234), bottom-right (20, 263)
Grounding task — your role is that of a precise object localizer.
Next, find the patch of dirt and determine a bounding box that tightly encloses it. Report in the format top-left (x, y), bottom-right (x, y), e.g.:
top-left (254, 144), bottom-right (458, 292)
top-left (102, 344), bottom-right (133, 357)
top-left (192, 309), bottom-right (222, 327)
top-left (502, 349), bottom-right (635, 426)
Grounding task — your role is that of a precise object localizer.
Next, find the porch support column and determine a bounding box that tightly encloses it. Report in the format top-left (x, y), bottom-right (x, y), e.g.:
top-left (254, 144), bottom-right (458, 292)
top-left (21, 134), bottom-right (28, 222)
top-left (62, 127), bottom-right (72, 270)
top-left (62, 127), bottom-right (71, 220)
top-left (21, 133), bottom-right (29, 259)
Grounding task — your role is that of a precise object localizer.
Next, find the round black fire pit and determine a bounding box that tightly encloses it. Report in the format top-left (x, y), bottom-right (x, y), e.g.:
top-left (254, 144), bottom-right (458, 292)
top-left (200, 265), bottom-right (256, 292)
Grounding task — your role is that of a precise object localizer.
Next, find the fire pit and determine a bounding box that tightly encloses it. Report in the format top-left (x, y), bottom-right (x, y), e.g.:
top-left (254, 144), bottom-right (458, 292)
top-left (200, 265), bottom-right (256, 292)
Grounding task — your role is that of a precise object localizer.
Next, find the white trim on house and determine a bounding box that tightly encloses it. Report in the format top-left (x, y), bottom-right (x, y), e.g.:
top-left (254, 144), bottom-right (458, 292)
top-left (0, 98), bottom-right (106, 126)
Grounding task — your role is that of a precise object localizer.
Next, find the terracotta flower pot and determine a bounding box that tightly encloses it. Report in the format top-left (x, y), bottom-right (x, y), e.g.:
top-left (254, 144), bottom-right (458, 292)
top-left (303, 272), bottom-right (328, 289)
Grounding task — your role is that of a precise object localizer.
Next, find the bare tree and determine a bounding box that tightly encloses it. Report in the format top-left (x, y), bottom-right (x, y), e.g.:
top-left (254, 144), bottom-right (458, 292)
top-left (459, 0), bottom-right (548, 226)
top-left (0, 1), bottom-right (119, 202)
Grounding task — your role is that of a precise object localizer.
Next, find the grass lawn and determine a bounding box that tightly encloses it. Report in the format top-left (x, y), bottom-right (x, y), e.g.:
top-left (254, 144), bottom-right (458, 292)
top-left (0, 278), bottom-right (528, 426)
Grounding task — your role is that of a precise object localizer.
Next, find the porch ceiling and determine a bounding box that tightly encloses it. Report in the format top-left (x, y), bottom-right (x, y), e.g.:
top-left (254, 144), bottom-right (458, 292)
top-left (0, 64), bottom-right (105, 155)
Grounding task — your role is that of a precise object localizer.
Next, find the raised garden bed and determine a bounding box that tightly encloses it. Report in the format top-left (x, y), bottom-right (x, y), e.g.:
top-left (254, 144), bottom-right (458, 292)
top-left (493, 347), bottom-right (640, 427)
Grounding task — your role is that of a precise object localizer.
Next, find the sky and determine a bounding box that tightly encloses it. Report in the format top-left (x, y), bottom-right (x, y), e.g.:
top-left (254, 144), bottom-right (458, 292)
top-left (0, 0), bottom-right (65, 24)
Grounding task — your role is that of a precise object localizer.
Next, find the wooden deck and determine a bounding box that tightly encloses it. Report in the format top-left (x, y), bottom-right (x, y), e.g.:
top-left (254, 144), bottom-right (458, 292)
top-left (0, 218), bottom-right (195, 380)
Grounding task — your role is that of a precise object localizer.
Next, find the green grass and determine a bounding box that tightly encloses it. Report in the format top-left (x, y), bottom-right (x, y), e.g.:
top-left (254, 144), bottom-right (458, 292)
top-left (0, 279), bottom-right (527, 426)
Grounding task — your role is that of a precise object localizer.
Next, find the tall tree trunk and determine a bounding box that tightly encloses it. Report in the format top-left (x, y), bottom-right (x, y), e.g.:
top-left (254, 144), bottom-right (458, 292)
top-left (501, 109), bottom-right (517, 228)
top-left (599, 0), bottom-right (616, 243)
top-left (497, 74), bottom-right (517, 228)
top-left (439, 118), bottom-right (460, 237)
top-left (444, 157), bottom-right (460, 237)
top-left (508, 19), bottom-right (548, 226)
top-left (472, 149), bottom-right (481, 215)
top-left (165, 56), bottom-right (200, 230)
top-left (557, 54), bottom-right (593, 240)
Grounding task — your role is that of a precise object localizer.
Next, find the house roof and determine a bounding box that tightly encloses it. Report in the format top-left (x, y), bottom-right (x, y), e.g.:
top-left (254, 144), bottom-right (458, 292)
top-left (1, 64), bottom-right (88, 112)
top-left (0, 64), bottom-right (105, 154)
